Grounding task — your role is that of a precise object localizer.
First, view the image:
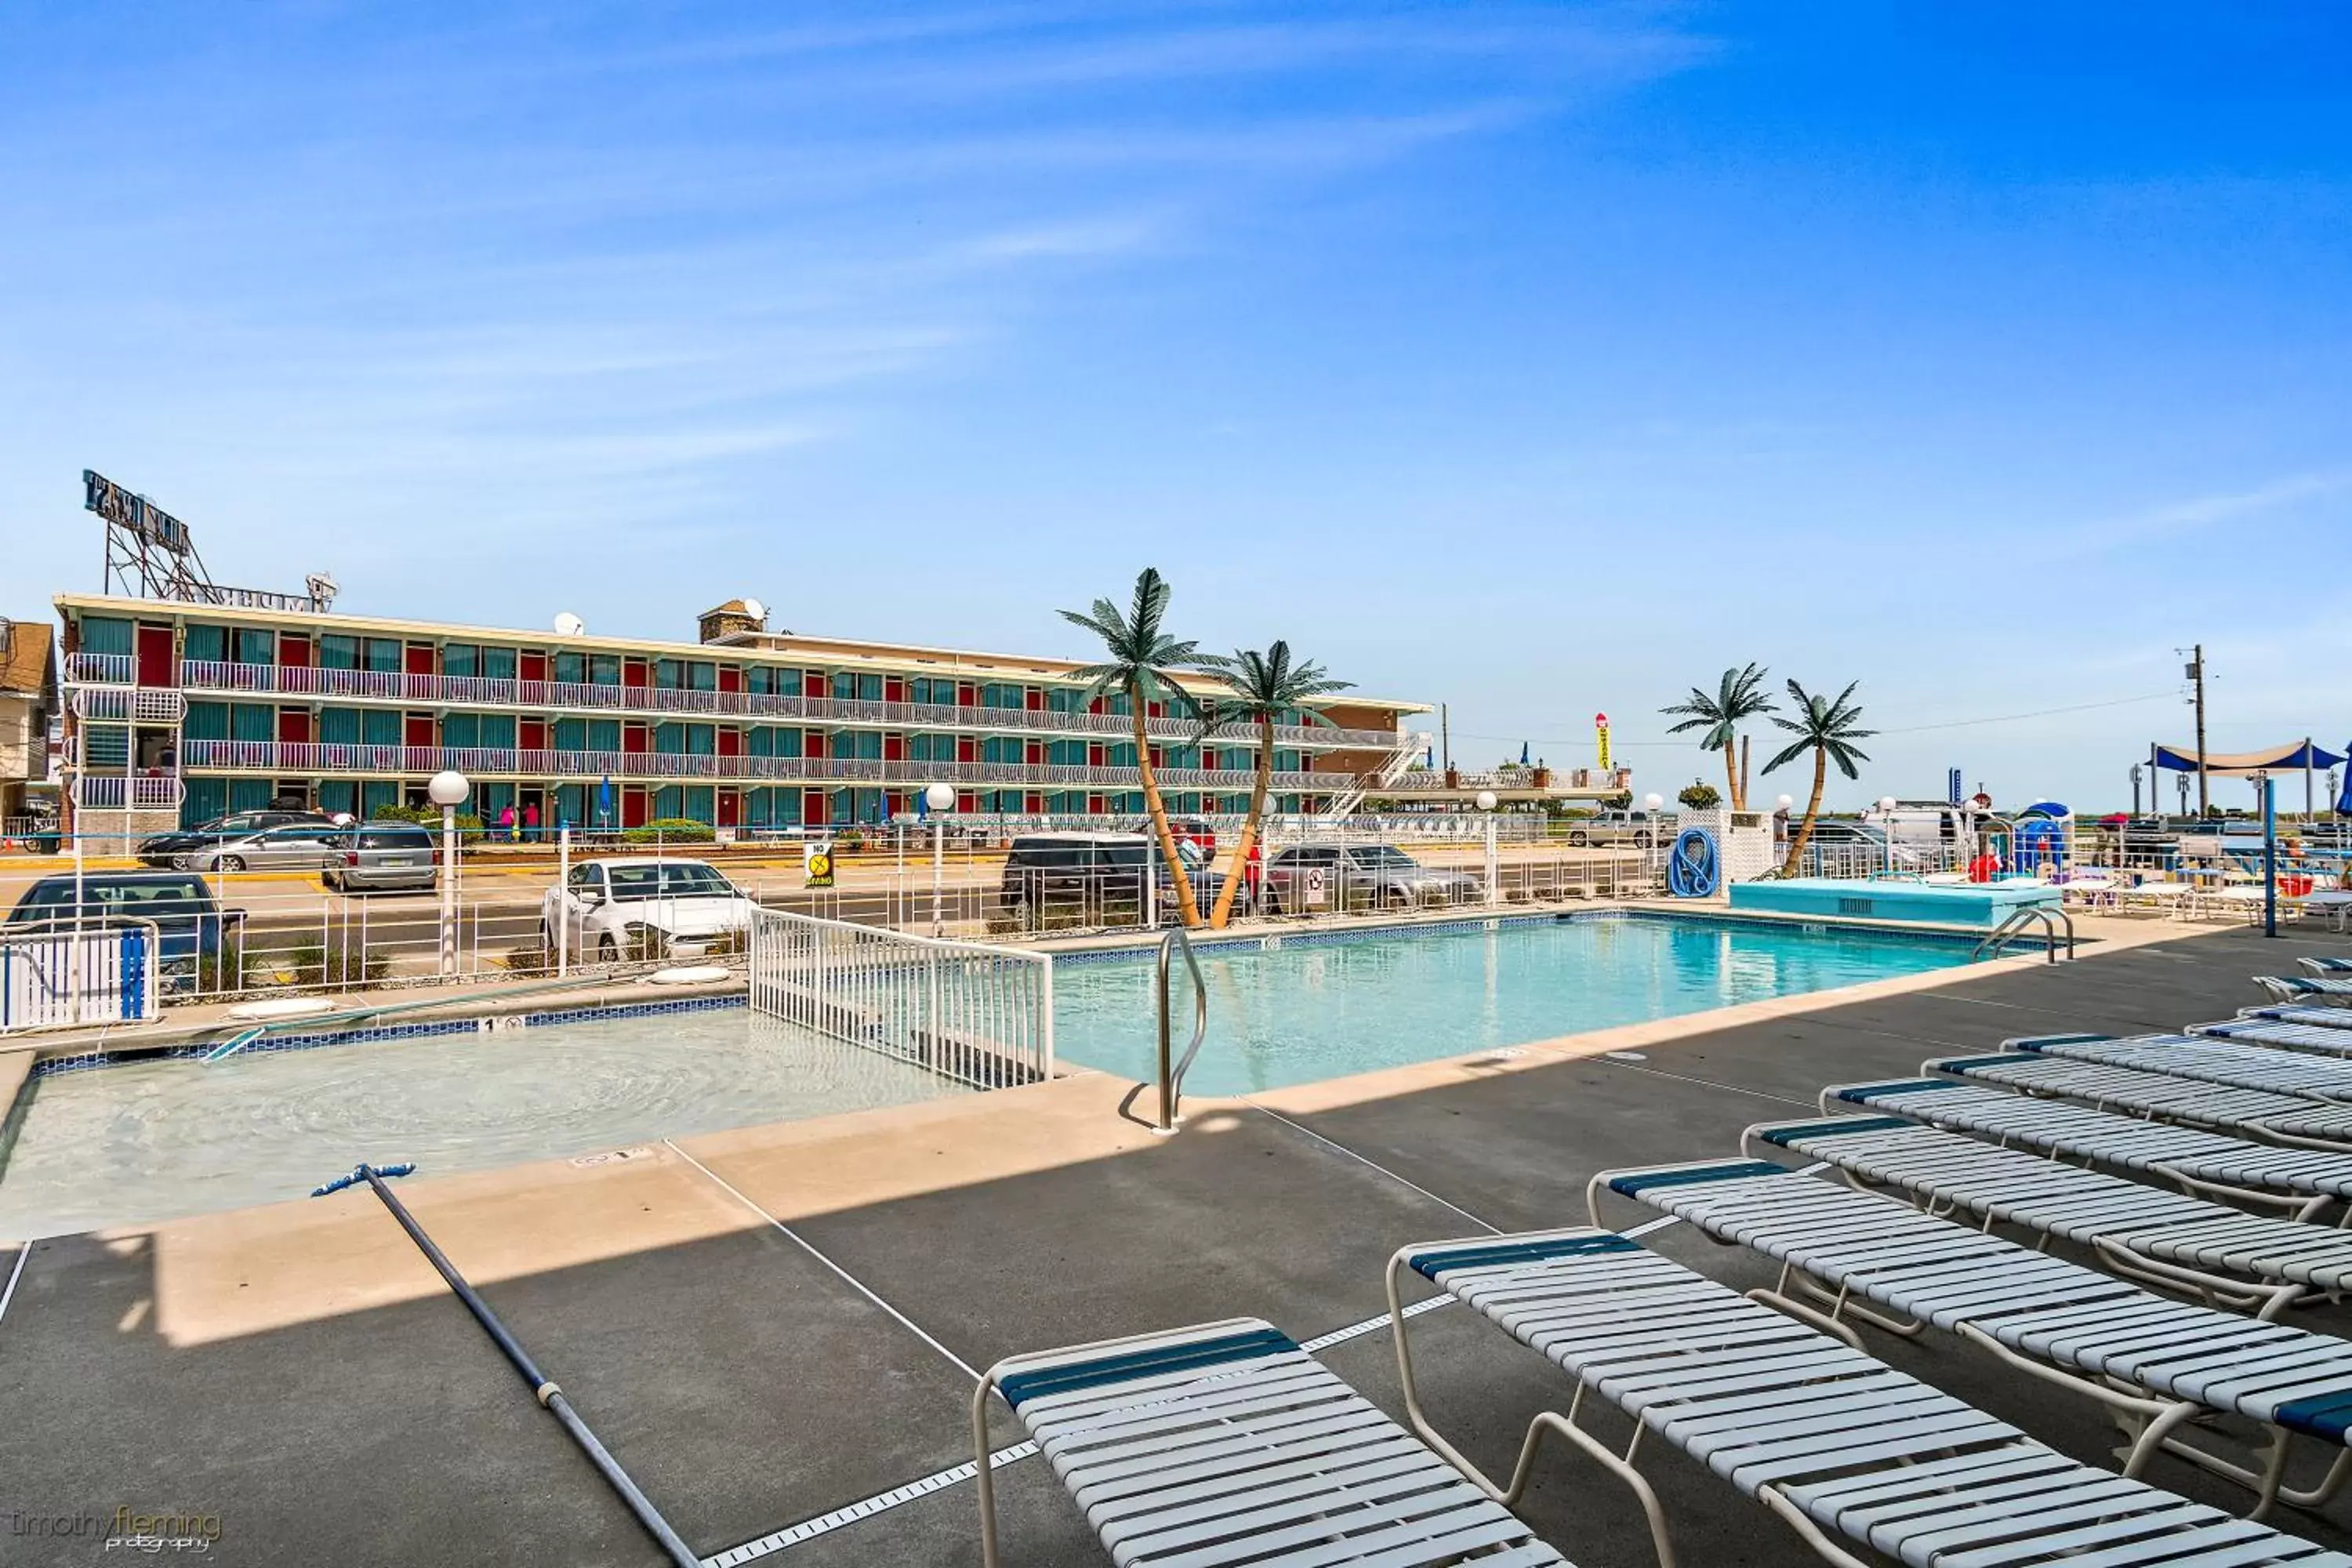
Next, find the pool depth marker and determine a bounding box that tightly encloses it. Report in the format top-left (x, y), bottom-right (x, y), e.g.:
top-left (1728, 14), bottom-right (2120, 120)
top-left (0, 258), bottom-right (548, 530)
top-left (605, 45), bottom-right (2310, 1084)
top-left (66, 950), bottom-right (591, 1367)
top-left (310, 1162), bottom-right (699, 1568)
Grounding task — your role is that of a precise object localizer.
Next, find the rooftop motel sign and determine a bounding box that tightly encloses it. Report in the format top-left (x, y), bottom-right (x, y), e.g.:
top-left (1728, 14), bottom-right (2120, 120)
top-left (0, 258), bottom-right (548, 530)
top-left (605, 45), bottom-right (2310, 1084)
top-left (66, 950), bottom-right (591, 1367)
top-left (84, 469), bottom-right (191, 554)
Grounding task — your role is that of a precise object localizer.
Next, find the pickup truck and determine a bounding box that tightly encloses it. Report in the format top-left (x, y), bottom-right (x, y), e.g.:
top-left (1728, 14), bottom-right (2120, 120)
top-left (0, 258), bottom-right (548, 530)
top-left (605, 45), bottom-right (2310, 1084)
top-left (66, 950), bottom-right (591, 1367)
top-left (1564, 809), bottom-right (1663, 848)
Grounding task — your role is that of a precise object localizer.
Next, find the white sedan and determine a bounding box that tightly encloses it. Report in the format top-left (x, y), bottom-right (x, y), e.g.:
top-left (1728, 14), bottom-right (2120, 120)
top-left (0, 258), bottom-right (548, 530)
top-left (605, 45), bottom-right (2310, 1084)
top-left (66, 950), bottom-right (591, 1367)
top-left (542, 858), bottom-right (759, 963)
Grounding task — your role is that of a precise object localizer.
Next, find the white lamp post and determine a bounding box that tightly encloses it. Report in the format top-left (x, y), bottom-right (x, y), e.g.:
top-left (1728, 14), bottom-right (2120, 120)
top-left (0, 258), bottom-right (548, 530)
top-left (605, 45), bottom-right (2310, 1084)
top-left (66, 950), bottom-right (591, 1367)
top-left (925, 782), bottom-right (958, 935)
top-left (1877, 794), bottom-right (1897, 876)
top-left (1475, 789), bottom-right (1499, 905)
top-left (429, 769), bottom-right (470, 976)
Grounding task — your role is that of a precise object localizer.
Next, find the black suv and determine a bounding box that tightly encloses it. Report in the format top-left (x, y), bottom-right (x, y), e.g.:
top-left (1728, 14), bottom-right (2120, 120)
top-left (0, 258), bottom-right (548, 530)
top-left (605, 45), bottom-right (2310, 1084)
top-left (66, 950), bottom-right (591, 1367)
top-left (998, 833), bottom-right (1225, 931)
top-left (139, 809), bottom-right (333, 867)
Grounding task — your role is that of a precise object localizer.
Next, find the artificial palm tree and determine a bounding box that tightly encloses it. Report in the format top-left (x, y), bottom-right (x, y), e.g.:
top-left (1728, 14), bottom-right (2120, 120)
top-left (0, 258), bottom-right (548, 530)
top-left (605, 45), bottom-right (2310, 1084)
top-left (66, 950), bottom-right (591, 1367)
top-left (1761, 679), bottom-right (1876, 876)
top-left (1062, 568), bottom-right (1210, 927)
top-left (1195, 641), bottom-right (1353, 929)
top-left (1661, 663), bottom-right (1776, 811)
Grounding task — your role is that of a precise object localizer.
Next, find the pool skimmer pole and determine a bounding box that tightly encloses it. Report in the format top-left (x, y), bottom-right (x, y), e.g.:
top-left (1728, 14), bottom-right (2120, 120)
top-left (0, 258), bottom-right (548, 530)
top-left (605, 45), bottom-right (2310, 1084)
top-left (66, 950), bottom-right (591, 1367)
top-left (310, 1163), bottom-right (699, 1567)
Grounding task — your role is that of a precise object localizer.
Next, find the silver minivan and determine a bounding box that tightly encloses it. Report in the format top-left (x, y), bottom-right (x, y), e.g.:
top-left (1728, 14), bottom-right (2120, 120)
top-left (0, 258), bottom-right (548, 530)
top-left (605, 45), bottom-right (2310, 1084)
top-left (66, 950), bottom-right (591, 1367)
top-left (325, 822), bottom-right (439, 893)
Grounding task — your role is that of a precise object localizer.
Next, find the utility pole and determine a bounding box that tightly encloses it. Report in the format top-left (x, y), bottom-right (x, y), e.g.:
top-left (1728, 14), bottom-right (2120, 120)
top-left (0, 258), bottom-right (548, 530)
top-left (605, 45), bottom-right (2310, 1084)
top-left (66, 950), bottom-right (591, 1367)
top-left (1439, 703), bottom-right (1450, 773)
top-left (2187, 644), bottom-right (2209, 816)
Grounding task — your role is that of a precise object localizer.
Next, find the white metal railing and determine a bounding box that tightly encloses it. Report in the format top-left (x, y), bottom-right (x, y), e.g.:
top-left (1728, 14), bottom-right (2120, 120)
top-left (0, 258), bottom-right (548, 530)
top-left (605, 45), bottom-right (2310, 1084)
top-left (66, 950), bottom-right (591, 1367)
top-left (158, 659), bottom-right (1399, 750)
top-left (0, 920), bottom-right (160, 1032)
top-left (64, 651), bottom-right (136, 684)
top-left (72, 774), bottom-right (186, 811)
top-left (72, 686), bottom-right (187, 724)
top-left (173, 738), bottom-right (1326, 792)
top-left (748, 908), bottom-right (1052, 1089)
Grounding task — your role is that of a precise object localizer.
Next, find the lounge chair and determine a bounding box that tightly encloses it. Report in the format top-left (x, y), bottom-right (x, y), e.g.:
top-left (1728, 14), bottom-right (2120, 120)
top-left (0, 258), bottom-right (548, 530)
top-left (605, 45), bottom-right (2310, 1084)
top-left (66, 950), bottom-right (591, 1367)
top-left (2302, 891), bottom-right (2352, 934)
top-left (2009, 1031), bottom-right (2352, 1102)
top-left (1584, 1160), bottom-right (2352, 1516)
top-left (1392, 1224), bottom-right (2352, 1558)
top-left (1744, 1114), bottom-right (2352, 1313)
top-left (2259, 975), bottom-right (2352, 1002)
top-left (1934, 1050), bottom-right (2352, 1148)
top-left (1823, 1073), bottom-right (2352, 1216)
top-left (2242, 1003), bottom-right (2352, 1031)
top-left (2303, 957), bottom-right (2352, 974)
top-left (2198, 1016), bottom-right (2352, 1058)
top-left (972, 1317), bottom-right (1573, 1567)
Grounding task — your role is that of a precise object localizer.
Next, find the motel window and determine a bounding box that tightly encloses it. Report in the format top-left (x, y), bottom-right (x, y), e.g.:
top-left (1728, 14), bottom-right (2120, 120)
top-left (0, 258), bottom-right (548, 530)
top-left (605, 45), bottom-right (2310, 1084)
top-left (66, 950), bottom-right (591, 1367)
top-left (688, 662), bottom-right (716, 691)
top-left (1108, 742), bottom-right (1138, 768)
top-left (554, 652), bottom-right (586, 684)
top-left (364, 638), bottom-right (402, 673)
top-left (444, 644), bottom-right (479, 678)
top-left (654, 786), bottom-right (683, 818)
top-left (235, 627), bottom-right (275, 666)
top-left (362, 710), bottom-right (401, 746)
top-left (319, 708), bottom-right (361, 746)
top-left (655, 659), bottom-right (683, 689)
top-left (909, 677), bottom-right (954, 706)
top-left (319, 634), bottom-right (359, 670)
top-left (1047, 739), bottom-right (1084, 766)
top-left (183, 702), bottom-right (229, 742)
top-left (588, 654), bottom-right (621, 686)
top-left (554, 718), bottom-right (586, 751)
top-left (444, 713), bottom-right (480, 748)
top-left (586, 719), bottom-right (620, 751)
top-left (982, 736), bottom-right (1022, 765)
top-left (479, 714), bottom-right (516, 749)
top-left (655, 722), bottom-right (684, 754)
top-left (481, 646), bottom-right (517, 680)
top-left (981, 682), bottom-right (1023, 710)
top-left (1046, 688), bottom-right (1080, 713)
top-left (230, 704), bottom-right (273, 742)
top-left (183, 624), bottom-right (228, 664)
top-left (686, 724), bottom-right (715, 755)
top-left (78, 616), bottom-right (133, 658)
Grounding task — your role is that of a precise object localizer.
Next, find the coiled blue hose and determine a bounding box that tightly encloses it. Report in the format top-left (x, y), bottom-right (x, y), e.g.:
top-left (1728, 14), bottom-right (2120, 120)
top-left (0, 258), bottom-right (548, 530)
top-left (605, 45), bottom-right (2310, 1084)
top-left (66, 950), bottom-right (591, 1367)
top-left (1666, 827), bottom-right (1722, 898)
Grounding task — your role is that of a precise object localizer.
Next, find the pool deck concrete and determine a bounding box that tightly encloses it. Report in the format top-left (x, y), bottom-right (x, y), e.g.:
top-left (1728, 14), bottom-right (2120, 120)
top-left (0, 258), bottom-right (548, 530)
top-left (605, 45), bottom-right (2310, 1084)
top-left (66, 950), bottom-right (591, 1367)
top-left (5, 916), bottom-right (2352, 1565)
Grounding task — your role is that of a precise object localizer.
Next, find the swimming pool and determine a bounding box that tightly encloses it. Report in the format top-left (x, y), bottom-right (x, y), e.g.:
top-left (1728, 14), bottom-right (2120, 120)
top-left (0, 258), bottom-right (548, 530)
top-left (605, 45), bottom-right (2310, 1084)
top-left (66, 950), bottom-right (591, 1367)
top-left (1052, 913), bottom-right (1979, 1095)
top-left (0, 1007), bottom-right (968, 1239)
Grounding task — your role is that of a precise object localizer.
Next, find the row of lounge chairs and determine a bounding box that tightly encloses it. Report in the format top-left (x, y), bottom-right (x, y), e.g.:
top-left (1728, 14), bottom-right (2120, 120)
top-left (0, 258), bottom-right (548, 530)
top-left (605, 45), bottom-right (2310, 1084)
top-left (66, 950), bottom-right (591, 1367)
top-left (976, 974), bottom-right (2352, 1564)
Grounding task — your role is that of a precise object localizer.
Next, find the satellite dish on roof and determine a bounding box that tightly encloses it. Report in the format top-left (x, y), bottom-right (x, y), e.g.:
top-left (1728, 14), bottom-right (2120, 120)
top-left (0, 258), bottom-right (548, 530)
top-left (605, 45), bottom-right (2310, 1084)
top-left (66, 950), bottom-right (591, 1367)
top-left (553, 612), bottom-right (586, 637)
top-left (742, 597), bottom-right (766, 623)
top-left (304, 572), bottom-right (339, 611)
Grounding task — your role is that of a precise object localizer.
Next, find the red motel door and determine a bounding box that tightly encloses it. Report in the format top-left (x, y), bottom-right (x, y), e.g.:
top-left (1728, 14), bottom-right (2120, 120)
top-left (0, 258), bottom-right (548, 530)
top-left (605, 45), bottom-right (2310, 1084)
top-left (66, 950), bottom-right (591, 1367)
top-left (956, 736), bottom-right (976, 764)
top-left (622, 786), bottom-right (649, 828)
top-left (520, 718), bottom-right (547, 751)
top-left (883, 734), bottom-right (904, 762)
top-left (403, 713), bottom-right (434, 748)
top-left (135, 624), bottom-right (174, 687)
top-left (278, 633), bottom-right (311, 668)
top-left (404, 644), bottom-right (436, 677)
top-left (277, 709), bottom-right (310, 744)
top-left (717, 789), bottom-right (740, 827)
top-left (803, 789), bottom-right (828, 825)
top-left (622, 724), bottom-right (648, 755)
top-left (623, 659), bottom-right (649, 688)
top-left (520, 652), bottom-right (548, 684)
top-left (718, 666), bottom-right (742, 695)
top-left (717, 728), bottom-right (742, 757)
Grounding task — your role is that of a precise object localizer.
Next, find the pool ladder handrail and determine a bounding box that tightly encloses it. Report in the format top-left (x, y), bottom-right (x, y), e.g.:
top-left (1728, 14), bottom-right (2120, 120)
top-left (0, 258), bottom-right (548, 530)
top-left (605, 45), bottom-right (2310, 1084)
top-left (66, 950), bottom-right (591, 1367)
top-left (1155, 923), bottom-right (1209, 1134)
top-left (1973, 904), bottom-right (2076, 964)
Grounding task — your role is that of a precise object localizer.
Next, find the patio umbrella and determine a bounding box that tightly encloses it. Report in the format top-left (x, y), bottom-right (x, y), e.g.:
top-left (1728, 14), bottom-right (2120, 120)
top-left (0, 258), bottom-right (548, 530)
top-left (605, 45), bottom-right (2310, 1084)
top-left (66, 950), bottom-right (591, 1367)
top-left (2338, 750), bottom-right (2352, 815)
top-left (1519, 741), bottom-right (1530, 766)
top-left (598, 775), bottom-right (613, 826)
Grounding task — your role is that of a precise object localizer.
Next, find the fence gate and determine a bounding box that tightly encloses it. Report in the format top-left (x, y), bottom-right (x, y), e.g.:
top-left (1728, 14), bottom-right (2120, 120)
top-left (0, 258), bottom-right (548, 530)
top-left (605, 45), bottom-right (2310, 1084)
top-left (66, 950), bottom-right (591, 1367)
top-left (747, 909), bottom-right (1052, 1089)
top-left (0, 924), bottom-right (158, 1033)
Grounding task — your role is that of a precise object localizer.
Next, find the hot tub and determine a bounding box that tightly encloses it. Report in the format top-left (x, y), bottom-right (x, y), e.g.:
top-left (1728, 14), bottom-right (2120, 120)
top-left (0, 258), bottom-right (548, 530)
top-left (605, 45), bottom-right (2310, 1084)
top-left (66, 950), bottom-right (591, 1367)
top-left (1728, 877), bottom-right (2060, 930)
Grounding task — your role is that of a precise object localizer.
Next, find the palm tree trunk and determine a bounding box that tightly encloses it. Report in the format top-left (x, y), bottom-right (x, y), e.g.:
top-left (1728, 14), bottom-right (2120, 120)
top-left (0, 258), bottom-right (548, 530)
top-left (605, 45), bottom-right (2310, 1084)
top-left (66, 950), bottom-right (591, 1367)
top-left (1722, 737), bottom-right (1741, 814)
top-left (1209, 717), bottom-right (1273, 929)
top-left (1780, 747), bottom-right (1828, 876)
top-left (1131, 688), bottom-right (1202, 927)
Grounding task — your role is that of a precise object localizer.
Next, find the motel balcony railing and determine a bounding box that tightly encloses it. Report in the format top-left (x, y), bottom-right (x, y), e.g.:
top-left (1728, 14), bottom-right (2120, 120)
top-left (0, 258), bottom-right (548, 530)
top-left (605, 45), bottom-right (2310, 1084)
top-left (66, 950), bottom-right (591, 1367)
top-left (74, 659), bottom-right (1400, 751)
top-left (71, 773), bottom-right (187, 811)
top-left (175, 739), bottom-right (1330, 792)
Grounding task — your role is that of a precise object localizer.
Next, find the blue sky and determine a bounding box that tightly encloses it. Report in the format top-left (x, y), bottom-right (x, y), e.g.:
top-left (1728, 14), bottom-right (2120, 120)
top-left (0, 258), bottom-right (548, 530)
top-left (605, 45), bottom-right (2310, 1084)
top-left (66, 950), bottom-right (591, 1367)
top-left (3, 3), bottom-right (2347, 810)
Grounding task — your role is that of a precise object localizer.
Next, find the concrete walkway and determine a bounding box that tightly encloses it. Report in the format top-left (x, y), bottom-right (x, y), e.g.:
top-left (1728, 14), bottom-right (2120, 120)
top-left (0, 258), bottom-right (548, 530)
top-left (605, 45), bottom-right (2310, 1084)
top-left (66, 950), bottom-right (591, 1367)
top-left (5, 920), bottom-right (2351, 1565)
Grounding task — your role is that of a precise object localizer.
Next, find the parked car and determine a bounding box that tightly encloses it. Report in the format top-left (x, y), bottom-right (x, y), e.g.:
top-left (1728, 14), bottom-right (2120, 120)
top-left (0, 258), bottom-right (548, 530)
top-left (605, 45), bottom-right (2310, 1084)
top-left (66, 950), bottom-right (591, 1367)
top-left (998, 833), bottom-right (1225, 927)
top-left (1259, 843), bottom-right (1479, 913)
top-left (140, 809), bottom-right (332, 868)
top-left (1564, 809), bottom-right (1662, 848)
top-left (324, 822), bottom-right (440, 893)
top-left (5, 870), bottom-right (243, 980)
top-left (542, 858), bottom-right (759, 962)
top-left (1798, 820), bottom-right (1924, 871)
top-left (1124, 816), bottom-right (1219, 862)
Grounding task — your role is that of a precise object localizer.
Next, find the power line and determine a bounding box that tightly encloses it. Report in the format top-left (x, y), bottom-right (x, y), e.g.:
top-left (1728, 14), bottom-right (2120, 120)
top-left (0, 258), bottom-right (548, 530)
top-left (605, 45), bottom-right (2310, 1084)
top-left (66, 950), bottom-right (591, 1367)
top-left (1447, 691), bottom-right (2180, 752)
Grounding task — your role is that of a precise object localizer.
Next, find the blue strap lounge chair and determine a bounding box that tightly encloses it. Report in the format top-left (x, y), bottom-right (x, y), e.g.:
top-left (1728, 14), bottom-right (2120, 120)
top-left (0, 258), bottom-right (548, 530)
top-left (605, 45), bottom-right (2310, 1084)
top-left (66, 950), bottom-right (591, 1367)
top-left (972, 1317), bottom-right (1572, 1567)
top-left (2259, 975), bottom-right (2352, 1001)
top-left (1823, 1073), bottom-right (2352, 1217)
top-left (1584, 1159), bottom-right (2352, 1517)
top-left (1934, 1050), bottom-right (2352, 1148)
top-left (2198, 1015), bottom-right (2352, 1058)
top-left (1390, 1225), bottom-right (2352, 1563)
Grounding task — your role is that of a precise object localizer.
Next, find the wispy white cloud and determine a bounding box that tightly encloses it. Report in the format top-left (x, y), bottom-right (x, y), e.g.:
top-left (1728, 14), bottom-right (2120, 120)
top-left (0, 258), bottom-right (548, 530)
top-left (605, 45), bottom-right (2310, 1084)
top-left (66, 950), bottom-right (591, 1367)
top-left (2050, 470), bottom-right (2352, 558)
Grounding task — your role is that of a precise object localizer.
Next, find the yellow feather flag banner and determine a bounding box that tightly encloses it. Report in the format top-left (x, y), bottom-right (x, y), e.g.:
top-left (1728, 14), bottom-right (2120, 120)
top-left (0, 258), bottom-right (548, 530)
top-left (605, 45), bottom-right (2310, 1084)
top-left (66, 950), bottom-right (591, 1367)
top-left (1595, 712), bottom-right (1612, 771)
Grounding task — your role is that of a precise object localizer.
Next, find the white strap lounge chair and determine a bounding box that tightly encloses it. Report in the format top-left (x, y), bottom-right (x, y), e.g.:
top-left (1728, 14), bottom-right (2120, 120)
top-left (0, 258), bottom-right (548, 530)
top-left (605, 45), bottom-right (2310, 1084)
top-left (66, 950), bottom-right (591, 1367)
top-left (2009, 1031), bottom-right (2352, 1102)
top-left (1823, 1074), bottom-right (2352, 1216)
top-left (1583, 1160), bottom-right (2352, 1516)
top-left (2303, 957), bottom-right (2352, 974)
top-left (1745, 1114), bottom-right (2352, 1313)
top-left (972, 1317), bottom-right (1573, 1568)
top-left (2259, 975), bottom-right (2352, 1002)
top-left (2198, 1016), bottom-right (2352, 1058)
top-left (2247, 1004), bottom-right (2352, 1029)
top-left (1392, 1225), bottom-right (2352, 1561)
top-left (1934, 1050), bottom-right (2352, 1148)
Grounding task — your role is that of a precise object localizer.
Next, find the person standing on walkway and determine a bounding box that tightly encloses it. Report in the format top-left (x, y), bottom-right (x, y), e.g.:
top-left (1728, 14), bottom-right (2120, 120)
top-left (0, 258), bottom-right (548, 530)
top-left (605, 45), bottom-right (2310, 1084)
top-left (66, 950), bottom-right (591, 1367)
top-left (523, 800), bottom-right (540, 843)
top-left (499, 802), bottom-right (517, 843)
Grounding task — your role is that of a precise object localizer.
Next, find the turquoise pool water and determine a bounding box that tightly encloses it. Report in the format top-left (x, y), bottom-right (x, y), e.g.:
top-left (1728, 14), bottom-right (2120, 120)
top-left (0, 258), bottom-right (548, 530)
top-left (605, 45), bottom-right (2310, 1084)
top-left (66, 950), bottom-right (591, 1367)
top-left (1052, 913), bottom-right (1976, 1095)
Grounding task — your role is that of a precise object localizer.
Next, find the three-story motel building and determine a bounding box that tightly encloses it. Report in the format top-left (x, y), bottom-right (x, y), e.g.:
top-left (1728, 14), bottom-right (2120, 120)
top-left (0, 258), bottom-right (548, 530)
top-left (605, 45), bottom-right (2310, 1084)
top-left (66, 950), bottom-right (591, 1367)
top-left (52, 592), bottom-right (1422, 841)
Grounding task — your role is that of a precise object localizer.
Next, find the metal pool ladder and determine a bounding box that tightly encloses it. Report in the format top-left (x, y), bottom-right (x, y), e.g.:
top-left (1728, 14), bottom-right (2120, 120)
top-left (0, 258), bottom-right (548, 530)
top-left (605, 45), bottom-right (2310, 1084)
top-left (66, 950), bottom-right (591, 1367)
top-left (1973, 904), bottom-right (2076, 964)
top-left (1154, 924), bottom-right (1209, 1134)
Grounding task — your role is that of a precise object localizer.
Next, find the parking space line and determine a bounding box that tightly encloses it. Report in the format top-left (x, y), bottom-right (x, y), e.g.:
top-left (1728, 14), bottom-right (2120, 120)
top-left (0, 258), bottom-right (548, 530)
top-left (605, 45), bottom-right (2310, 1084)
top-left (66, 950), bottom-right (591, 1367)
top-left (0, 1242), bottom-right (27, 1327)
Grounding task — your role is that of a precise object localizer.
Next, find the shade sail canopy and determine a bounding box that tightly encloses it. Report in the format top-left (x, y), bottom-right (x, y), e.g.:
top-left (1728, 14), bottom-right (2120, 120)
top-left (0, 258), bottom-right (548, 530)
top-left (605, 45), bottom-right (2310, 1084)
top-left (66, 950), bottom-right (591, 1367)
top-left (2154, 739), bottom-right (2347, 776)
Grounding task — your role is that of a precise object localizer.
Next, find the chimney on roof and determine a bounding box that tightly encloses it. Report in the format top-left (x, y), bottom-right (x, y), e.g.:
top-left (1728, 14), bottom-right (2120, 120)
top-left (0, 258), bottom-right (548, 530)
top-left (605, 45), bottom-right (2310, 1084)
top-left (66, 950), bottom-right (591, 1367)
top-left (698, 597), bottom-right (768, 644)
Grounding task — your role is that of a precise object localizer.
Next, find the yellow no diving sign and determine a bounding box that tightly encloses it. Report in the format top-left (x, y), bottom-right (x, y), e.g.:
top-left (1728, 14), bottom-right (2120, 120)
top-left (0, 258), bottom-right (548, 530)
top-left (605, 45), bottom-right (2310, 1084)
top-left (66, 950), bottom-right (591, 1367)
top-left (804, 840), bottom-right (835, 888)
